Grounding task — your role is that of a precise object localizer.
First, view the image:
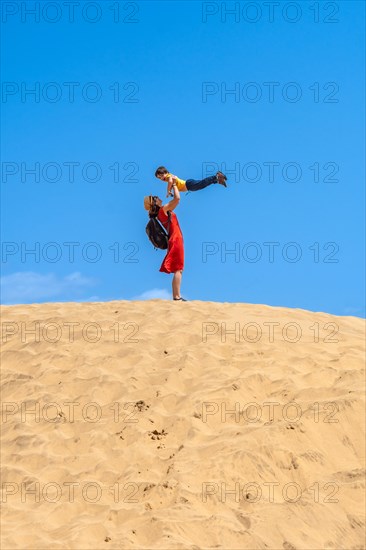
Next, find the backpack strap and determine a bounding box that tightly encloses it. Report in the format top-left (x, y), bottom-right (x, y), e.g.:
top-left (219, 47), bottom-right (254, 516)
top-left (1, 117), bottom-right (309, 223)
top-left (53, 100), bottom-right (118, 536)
top-left (150, 204), bottom-right (171, 237)
top-left (167, 211), bottom-right (171, 236)
top-left (157, 208), bottom-right (171, 237)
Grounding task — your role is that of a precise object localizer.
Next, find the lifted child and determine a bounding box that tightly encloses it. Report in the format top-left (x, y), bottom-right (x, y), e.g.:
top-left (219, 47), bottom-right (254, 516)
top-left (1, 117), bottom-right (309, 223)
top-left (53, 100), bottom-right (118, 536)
top-left (155, 166), bottom-right (227, 197)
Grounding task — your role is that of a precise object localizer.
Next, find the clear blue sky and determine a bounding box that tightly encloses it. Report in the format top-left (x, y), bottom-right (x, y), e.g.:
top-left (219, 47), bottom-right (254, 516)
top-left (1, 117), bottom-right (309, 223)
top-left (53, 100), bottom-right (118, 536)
top-left (1, 0), bottom-right (365, 317)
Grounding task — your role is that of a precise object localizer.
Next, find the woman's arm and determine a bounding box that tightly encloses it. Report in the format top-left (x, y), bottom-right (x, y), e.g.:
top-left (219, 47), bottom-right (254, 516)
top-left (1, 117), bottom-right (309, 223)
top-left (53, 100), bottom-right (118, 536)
top-left (163, 182), bottom-right (180, 213)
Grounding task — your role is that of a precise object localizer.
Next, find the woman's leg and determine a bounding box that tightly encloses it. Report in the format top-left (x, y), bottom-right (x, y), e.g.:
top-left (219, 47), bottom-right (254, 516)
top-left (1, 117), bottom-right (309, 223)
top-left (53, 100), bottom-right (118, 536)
top-left (172, 270), bottom-right (182, 299)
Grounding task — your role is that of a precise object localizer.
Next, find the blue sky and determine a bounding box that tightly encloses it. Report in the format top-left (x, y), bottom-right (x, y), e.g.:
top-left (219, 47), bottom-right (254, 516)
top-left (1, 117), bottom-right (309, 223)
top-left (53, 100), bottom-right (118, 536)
top-left (1, 0), bottom-right (365, 317)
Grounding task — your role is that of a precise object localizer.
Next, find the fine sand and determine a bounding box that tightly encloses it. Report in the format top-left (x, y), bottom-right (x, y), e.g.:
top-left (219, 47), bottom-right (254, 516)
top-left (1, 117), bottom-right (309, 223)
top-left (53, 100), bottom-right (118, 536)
top-left (1, 300), bottom-right (365, 550)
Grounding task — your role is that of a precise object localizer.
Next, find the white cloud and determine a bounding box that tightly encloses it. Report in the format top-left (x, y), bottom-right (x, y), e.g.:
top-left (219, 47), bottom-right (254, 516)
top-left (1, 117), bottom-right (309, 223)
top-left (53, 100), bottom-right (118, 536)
top-left (81, 295), bottom-right (101, 302)
top-left (0, 271), bottom-right (97, 305)
top-left (132, 288), bottom-right (171, 301)
top-left (343, 306), bottom-right (364, 316)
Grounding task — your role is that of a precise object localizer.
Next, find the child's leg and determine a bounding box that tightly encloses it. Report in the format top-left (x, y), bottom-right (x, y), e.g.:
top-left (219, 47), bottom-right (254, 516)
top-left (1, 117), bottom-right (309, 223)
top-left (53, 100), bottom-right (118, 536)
top-left (185, 175), bottom-right (217, 192)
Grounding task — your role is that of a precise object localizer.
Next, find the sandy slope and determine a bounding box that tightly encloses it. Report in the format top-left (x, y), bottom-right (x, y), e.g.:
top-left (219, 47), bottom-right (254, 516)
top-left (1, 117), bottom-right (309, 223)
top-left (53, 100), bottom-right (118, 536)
top-left (1, 300), bottom-right (365, 550)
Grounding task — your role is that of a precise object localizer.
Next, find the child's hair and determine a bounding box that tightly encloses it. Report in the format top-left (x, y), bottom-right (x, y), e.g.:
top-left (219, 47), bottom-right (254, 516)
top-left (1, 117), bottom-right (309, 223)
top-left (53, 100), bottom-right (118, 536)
top-left (155, 166), bottom-right (169, 177)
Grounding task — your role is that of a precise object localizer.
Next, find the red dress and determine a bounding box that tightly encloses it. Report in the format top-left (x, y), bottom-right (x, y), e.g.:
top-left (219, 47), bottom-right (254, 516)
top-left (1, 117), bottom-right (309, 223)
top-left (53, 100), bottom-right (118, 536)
top-left (157, 208), bottom-right (184, 273)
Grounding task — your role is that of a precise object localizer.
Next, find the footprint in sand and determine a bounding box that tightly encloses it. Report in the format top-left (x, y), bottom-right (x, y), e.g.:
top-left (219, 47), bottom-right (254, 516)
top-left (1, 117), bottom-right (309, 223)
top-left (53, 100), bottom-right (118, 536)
top-left (236, 513), bottom-right (251, 529)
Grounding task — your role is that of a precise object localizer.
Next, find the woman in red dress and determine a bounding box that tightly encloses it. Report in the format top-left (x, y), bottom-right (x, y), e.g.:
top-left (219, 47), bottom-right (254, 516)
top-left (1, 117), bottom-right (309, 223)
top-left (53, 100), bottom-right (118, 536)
top-left (144, 183), bottom-right (186, 301)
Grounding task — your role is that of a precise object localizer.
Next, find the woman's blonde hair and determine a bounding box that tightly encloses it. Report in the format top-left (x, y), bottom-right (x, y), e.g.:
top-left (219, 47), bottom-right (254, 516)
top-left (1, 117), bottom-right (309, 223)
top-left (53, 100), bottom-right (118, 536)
top-left (144, 195), bottom-right (160, 217)
top-left (143, 196), bottom-right (152, 211)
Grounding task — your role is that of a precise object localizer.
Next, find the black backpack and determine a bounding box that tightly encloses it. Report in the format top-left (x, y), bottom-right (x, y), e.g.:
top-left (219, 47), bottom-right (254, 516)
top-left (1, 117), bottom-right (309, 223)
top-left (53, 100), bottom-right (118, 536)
top-left (146, 211), bottom-right (171, 250)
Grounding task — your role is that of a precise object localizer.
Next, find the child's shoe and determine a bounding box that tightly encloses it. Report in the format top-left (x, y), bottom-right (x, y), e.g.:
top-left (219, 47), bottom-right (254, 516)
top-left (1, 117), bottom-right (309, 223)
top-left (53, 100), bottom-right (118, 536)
top-left (217, 171), bottom-right (227, 187)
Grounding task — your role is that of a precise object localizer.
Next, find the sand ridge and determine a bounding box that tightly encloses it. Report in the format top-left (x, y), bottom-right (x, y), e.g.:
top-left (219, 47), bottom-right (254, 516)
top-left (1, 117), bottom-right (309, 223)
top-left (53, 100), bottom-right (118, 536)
top-left (1, 300), bottom-right (365, 549)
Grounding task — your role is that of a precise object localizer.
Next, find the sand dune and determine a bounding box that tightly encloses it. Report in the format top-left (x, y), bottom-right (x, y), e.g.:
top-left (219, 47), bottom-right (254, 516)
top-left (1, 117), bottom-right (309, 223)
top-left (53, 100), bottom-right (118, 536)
top-left (1, 300), bottom-right (365, 549)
